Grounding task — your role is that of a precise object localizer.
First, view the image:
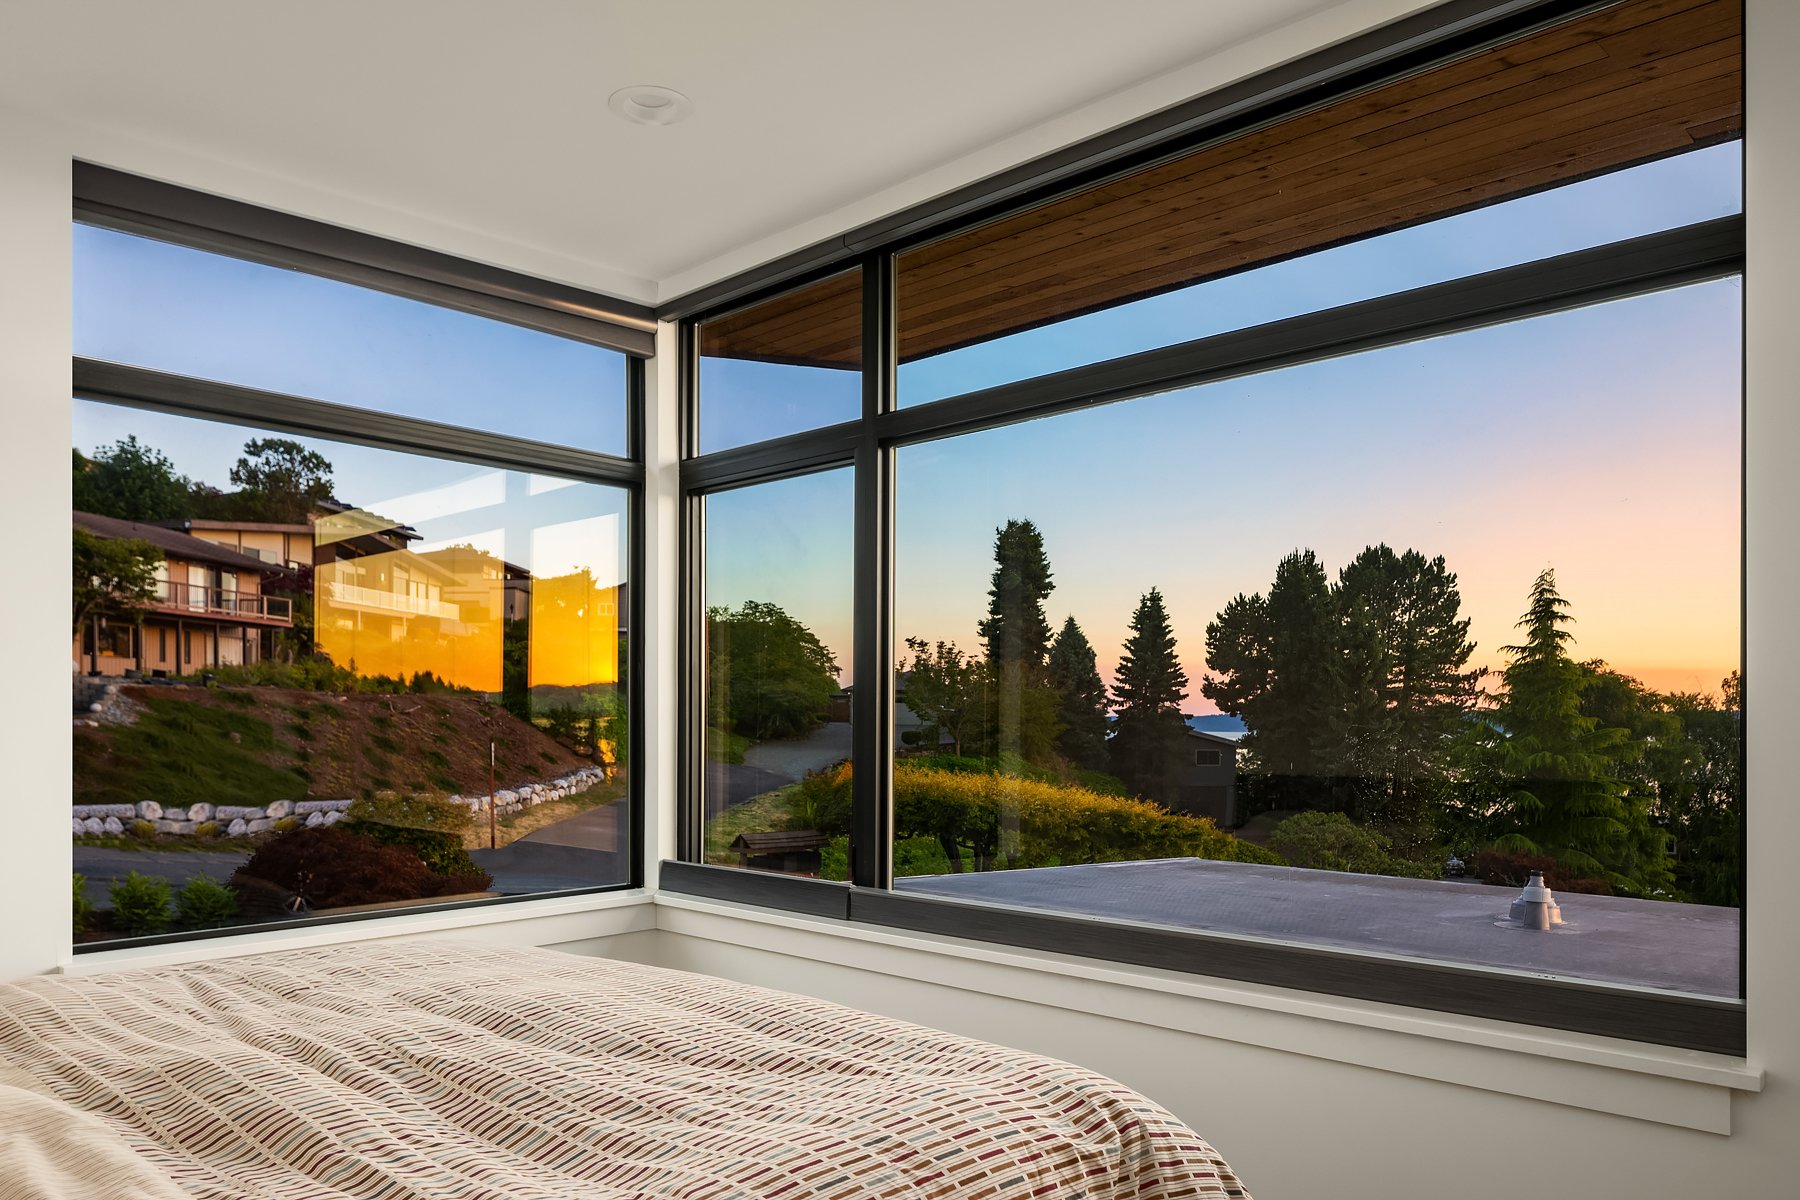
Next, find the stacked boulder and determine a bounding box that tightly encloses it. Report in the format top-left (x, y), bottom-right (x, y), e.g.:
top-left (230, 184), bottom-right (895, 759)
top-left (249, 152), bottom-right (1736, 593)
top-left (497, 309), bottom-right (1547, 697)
top-left (446, 766), bottom-right (608, 819)
top-left (71, 767), bottom-right (607, 840)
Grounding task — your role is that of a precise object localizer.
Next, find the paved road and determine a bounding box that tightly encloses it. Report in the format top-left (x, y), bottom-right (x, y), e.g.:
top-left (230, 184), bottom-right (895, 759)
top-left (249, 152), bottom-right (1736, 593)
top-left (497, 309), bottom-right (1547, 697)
top-left (704, 722), bottom-right (851, 818)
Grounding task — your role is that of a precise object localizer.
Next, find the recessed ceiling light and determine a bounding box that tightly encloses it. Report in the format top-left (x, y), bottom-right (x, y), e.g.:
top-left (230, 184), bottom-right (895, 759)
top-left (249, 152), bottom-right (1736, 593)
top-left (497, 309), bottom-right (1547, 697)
top-left (608, 86), bottom-right (694, 127)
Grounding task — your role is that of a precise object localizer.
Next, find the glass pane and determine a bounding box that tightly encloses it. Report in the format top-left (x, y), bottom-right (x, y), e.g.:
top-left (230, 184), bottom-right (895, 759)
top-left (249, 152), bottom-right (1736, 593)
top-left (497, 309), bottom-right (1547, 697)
top-left (898, 143), bottom-right (1742, 405)
top-left (74, 225), bottom-right (630, 455)
top-left (73, 400), bottom-right (630, 946)
top-left (703, 470), bottom-right (853, 876)
top-left (697, 269), bottom-right (862, 454)
top-left (892, 280), bottom-right (1742, 1000)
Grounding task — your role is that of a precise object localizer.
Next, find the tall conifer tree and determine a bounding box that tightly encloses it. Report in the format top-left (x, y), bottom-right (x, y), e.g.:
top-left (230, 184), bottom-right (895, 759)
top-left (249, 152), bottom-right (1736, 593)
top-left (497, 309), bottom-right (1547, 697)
top-left (1110, 588), bottom-right (1190, 802)
top-left (1483, 568), bottom-right (1667, 892)
top-left (1047, 615), bottom-right (1109, 770)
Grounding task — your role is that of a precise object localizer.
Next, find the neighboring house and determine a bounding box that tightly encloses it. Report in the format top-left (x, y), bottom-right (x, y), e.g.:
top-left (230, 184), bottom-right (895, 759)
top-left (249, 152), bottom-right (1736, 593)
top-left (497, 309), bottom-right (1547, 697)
top-left (73, 511), bottom-right (294, 677)
top-left (1167, 728), bottom-right (1243, 828)
top-left (165, 518), bottom-right (312, 570)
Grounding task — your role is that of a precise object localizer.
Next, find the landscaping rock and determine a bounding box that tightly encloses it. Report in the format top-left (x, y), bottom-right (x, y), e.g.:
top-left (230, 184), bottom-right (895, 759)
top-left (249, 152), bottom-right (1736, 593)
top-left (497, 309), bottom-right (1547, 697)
top-left (305, 812), bottom-right (325, 827)
top-left (98, 804), bottom-right (136, 820)
top-left (245, 818), bottom-right (274, 834)
top-left (81, 817), bottom-right (103, 835)
top-left (163, 807), bottom-right (187, 822)
top-left (264, 800), bottom-right (294, 820)
top-left (227, 818), bottom-right (248, 837)
top-left (102, 816), bottom-right (124, 836)
top-left (71, 818), bottom-right (83, 835)
top-left (217, 805), bottom-right (263, 821)
top-left (322, 810), bottom-right (343, 826)
top-left (155, 819), bottom-right (197, 835)
top-left (187, 803), bottom-right (213, 822)
top-left (136, 801), bottom-right (163, 821)
top-left (295, 800), bottom-right (350, 814)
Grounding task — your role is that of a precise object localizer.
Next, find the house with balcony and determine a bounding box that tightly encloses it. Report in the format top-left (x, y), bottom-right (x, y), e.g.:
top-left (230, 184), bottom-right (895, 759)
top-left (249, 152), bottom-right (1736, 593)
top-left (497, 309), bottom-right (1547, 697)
top-left (72, 510), bottom-right (293, 676)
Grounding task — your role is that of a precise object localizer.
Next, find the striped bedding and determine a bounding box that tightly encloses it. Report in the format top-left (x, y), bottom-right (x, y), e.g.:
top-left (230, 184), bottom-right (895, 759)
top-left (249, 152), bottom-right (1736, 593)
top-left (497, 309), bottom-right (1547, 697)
top-left (0, 941), bottom-right (1249, 1200)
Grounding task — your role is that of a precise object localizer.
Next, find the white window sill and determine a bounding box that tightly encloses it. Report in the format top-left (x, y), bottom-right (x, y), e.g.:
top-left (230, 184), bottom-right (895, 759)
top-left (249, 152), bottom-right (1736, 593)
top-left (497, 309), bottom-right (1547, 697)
top-left (653, 892), bottom-right (1763, 1135)
top-left (61, 889), bottom-right (656, 976)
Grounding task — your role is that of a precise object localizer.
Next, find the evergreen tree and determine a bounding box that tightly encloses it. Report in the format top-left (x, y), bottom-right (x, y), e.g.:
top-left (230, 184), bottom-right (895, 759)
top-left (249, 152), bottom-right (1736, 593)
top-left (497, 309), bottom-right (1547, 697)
top-left (1333, 545), bottom-right (1482, 840)
top-left (1046, 615), bottom-right (1109, 770)
top-left (976, 519), bottom-right (1059, 768)
top-left (1204, 550), bottom-right (1343, 809)
top-left (977, 519), bottom-right (1055, 670)
top-left (1483, 569), bottom-right (1670, 894)
top-left (1110, 588), bottom-right (1190, 802)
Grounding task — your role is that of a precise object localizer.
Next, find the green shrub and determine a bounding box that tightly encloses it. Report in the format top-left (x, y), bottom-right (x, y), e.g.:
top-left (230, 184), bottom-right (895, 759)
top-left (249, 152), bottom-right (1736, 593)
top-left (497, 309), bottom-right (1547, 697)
top-left (1266, 812), bottom-right (1443, 880)
top-left (273, 816), bottom-right (300, 833)
top-left (343, 792), bottom-right (482, 876)
top-left (193, 820), bottom-right (221, 838)
top-left (129, 819), bottom-right (157, 841)
top-left (109, 871), bottom-right (171, 935)
top-left (72, 873), bottom-right (94, 934)
top-left (786, 767), bottom-right (854, 835)
top-left (800, 763), bottom-right (1280, 873)
top-left (175, 875), bottom-right (239, 930)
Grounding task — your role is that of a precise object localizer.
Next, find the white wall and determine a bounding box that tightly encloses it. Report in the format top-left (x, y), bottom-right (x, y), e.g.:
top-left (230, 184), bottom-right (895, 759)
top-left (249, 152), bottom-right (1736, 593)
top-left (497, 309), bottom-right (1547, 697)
top-left (4, 0), bottom-right (1794, 1195)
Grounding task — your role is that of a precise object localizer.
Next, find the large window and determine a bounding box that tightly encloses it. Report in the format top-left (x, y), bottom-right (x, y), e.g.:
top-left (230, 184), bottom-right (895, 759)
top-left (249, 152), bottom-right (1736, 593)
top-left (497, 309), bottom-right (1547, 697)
top-left (674, 0), bottom-right (1745, 1053)
top-left (72, 209), bottom-right (643, 949)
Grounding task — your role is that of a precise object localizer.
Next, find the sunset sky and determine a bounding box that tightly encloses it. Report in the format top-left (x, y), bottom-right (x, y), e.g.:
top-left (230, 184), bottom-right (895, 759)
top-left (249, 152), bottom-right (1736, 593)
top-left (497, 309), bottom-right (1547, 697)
top-left (75, 140), bottom-right (1742, 711)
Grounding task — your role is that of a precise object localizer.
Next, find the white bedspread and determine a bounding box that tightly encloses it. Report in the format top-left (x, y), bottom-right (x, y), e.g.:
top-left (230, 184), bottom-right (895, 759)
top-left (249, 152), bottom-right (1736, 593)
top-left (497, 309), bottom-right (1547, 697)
top-left (0, 941), bottom-right (1248, 1199)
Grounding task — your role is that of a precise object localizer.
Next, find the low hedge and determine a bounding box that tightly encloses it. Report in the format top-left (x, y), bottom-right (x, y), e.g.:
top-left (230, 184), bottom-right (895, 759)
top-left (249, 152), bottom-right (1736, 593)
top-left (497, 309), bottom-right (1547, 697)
top-left (342, 792), bottom-right (484, 877)
top-left (796, 763), bottom-right (1279, 872)
top-left (231, 826), bottom-right (491, 914)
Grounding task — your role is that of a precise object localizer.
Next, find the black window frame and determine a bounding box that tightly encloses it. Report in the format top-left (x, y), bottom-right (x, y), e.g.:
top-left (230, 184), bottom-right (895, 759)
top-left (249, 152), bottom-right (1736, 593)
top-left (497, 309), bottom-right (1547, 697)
top-left (664, 0), bottom-right (1748, 1056)
top-left (70, 169), bottom-right (651, 953)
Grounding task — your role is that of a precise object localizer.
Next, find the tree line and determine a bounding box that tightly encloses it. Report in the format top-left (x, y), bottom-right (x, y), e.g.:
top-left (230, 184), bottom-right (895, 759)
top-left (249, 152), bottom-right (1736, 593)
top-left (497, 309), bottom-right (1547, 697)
top-left (898, 521), bottom-right (1740, 905)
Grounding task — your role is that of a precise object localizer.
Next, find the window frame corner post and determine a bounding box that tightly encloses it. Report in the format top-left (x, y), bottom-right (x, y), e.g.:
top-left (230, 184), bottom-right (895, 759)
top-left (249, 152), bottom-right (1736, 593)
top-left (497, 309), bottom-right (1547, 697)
top-left (675, 319), bottom-right (708, 866)
top-left (850, 254), bottom-right (897, 890)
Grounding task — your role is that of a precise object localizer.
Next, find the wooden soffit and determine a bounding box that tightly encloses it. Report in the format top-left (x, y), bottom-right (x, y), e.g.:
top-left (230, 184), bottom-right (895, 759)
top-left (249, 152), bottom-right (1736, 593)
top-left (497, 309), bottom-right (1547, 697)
top-left (700, 0), bottom-right (1741, 373)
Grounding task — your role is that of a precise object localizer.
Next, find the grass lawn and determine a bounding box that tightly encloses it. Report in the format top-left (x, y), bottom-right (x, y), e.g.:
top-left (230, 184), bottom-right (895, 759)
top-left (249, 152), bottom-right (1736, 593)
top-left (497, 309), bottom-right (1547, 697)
top-left (706, 727), bottom-right (754, 765)
top-left (702, 783), bottom-right (800, 865)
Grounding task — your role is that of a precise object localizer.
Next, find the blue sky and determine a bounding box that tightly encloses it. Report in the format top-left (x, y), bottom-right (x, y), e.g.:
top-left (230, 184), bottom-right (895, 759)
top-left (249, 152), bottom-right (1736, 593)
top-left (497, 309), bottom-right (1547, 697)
top-left (74, 142), bottom-right (1744, 704)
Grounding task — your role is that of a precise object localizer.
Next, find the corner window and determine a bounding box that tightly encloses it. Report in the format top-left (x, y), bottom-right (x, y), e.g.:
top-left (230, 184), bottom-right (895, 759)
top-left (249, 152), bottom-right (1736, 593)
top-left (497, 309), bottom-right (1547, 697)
top-left (72, 211), bottom-right (642, 950)
top-left (672, 0), bottom-right (1745, 1052)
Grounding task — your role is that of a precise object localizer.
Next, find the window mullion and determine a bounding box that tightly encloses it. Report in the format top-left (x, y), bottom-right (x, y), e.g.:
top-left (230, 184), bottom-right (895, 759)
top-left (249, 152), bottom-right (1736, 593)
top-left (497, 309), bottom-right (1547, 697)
top-left (851, 254), bottom-right (897, 890)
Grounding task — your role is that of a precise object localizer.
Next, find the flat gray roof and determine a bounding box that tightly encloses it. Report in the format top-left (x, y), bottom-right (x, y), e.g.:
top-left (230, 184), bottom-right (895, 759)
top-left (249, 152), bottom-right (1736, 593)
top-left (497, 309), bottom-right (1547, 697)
top-left (896, 858), bottom-right (1739, 998)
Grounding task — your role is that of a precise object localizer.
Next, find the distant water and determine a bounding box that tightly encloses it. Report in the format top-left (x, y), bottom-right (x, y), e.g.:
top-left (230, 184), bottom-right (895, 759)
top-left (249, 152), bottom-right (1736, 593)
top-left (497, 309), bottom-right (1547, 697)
top-left (1186, 713), bottom-right (1247, 734)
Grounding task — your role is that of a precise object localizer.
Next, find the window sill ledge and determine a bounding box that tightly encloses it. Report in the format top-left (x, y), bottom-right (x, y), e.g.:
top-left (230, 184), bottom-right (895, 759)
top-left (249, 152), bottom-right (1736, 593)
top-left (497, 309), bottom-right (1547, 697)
top-left (653, 891), bottom-right (1762, 1135)
top-left (62, 889), bottom-right (657, 976)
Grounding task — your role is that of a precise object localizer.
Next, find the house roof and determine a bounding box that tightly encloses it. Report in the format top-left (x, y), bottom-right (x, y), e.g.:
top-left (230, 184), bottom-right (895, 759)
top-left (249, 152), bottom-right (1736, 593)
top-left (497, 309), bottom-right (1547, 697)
top-left (73, 511), bottom-right (290, 576)
top-left (1187, 727), bottom-right (1245, 747)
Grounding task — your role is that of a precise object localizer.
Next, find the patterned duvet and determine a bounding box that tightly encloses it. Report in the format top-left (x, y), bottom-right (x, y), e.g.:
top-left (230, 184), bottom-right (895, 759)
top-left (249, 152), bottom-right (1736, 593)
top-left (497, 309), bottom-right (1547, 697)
top-left (0, 941), bottom-right (1248, 1200)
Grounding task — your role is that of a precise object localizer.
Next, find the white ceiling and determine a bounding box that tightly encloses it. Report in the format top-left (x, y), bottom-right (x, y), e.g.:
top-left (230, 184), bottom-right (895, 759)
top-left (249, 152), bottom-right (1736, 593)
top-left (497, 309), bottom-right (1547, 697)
top-left (0, 0), bottom-right (1413, 304)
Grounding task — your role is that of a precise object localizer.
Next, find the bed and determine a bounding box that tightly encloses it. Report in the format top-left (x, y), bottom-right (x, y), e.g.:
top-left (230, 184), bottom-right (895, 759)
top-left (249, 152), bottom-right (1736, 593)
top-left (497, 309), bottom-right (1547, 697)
top-left (0, 941), bottom-right (1249, 1200)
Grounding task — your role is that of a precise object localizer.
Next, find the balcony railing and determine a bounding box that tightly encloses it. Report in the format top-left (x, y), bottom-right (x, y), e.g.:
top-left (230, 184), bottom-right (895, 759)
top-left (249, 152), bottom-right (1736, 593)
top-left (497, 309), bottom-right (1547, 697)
top-left (152, 579), bottom-right (293, 623)
top-left (321, 579), bottom-right (460, 620)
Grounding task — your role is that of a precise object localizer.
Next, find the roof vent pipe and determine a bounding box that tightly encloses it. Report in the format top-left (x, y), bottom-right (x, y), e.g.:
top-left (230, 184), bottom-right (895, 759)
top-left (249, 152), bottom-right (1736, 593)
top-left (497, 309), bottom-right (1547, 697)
top-left (1507, 870), bottom-right (1564, 930)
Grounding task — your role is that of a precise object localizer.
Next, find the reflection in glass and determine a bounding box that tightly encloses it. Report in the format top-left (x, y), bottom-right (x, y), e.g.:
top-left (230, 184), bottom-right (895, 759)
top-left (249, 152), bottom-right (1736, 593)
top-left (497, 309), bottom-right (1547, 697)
top-left (74, 225), bottom-right (630, 455)
top-left (71, 401), bottom-right (629, 945)
top-left (702, 470), bottom-right (853, 875)
top-left (890, 282), bottom-right (1742, 999)
top-left (697, 269), bottom-right (862, 454)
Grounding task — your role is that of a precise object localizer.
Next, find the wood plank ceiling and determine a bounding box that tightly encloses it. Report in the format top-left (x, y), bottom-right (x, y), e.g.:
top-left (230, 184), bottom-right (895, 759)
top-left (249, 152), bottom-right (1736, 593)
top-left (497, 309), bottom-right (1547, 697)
top-left (700, 0), bottom-right (1740, 373)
